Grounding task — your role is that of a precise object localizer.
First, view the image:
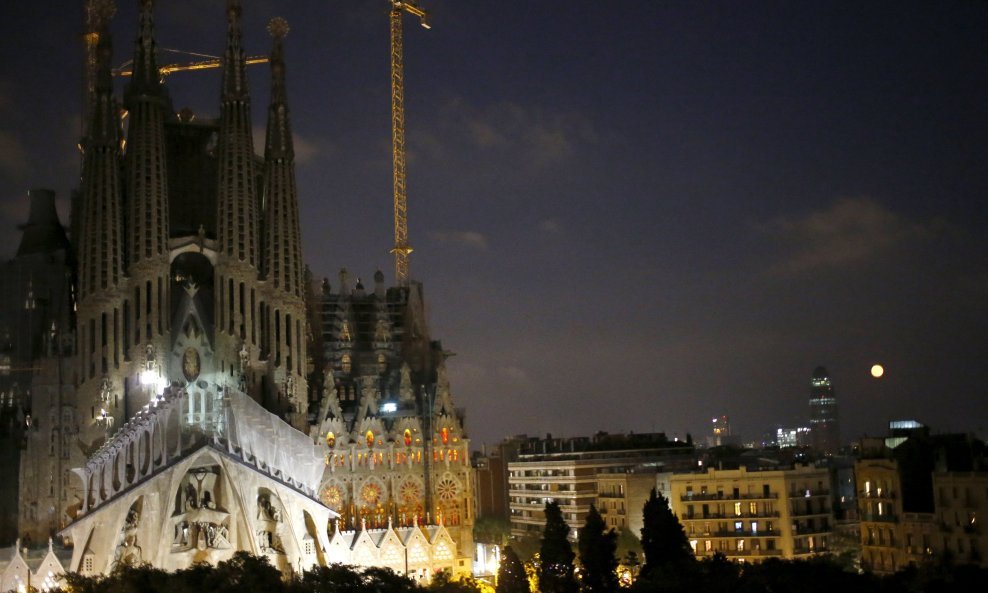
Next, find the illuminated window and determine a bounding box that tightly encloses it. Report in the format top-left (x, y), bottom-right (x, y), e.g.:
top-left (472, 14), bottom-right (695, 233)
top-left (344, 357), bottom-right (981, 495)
top-left (326, 432), bottom-right (336, 448)
top-left (737, 539), bottom-right (745, 551)
top-left (404, 429), bottom-right (413, 446)
top-left (366, 430), bottom-right (375, 447)
top-left (734, 502), bottom-right (742, 516)
top-left (749, 502), bottom-right (757, 515)
top-left (434, 541), bottom-right (453, 560)
top-left (441, 426), bottom-right (450, 445)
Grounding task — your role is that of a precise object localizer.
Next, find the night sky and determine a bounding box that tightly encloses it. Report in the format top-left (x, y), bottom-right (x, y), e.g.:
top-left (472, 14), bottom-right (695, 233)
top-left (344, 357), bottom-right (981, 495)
top-left (2, 1), bottom-right (987, 448)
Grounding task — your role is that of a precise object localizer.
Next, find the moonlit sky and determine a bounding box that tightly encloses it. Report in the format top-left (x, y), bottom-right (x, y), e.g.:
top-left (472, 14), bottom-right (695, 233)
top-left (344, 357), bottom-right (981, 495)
top-left (2, 1), bottom-right (987, 447)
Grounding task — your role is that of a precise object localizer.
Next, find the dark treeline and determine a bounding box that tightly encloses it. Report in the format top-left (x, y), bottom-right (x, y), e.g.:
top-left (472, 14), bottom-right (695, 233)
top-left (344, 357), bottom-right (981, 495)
top-left (41, 490), bottom-right (988, 593)
top-left (47, 549), bottom-right (988, 593)
top-left (52, 552), bottom-right (488, 593)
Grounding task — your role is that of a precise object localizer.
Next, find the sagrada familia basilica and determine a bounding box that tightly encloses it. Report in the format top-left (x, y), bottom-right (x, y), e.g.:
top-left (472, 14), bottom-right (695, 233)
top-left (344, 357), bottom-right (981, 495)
top-left (0, 0), bottom-right (472, 585)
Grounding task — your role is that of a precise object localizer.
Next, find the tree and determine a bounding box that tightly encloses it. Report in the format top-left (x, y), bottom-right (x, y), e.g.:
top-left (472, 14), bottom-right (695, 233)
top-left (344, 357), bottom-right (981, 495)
top-left (361, 566), bottom-right (420, 593)
top-left (474, 515), bottom-right (513, 546)
top-left (290, 563), bottom-right (366, 593)
top-left (578, 505), bottom-right (618, 593)
top-left (638, 488), bottom-right (693, 578)
top-left (539, 501), bottom-right (578, 593)
top-left (208, 551), bottom-right (284, 593)
top-left (428, 570), bottom-right (483, 593)
top-left (497, 546), bottom-right (530, 593)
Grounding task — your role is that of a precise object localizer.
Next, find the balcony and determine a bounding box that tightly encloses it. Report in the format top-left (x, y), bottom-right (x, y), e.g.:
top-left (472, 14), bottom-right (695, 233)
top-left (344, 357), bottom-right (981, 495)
top-left (792, 547), bottom-right (831, 556)
top-left (697, 548), bottom-right (784, 558)
top-left (694, 529), bottom-right (780, 538)
top-left (793, 525), bottom-right (832, 535)
top-left (684, 511), bottom-right (781, 521)
top-left (789, 489), bottom-right (830, 498)
top-left (681, 492), bottom-right (778, 502)
top-left (859, 491), bottom-right (896, 499)
top-left (861, 513), bottom-right (897, 523)
top-left (508, 488), bottom-right (596, 498)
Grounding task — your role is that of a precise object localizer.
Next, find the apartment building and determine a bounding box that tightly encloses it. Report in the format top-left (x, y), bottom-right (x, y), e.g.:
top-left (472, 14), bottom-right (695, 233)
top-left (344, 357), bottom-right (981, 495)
top-left (506, 433), bottom-right (695, 538)
top-left (934, 471), bottom-right (988, 566)
top-left (668, 465), bottom-right (834, 562)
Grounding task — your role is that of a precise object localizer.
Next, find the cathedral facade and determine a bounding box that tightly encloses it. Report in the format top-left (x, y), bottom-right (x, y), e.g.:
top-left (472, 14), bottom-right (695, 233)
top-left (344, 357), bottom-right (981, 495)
top-left (2, 0), bottom-right (472, 579)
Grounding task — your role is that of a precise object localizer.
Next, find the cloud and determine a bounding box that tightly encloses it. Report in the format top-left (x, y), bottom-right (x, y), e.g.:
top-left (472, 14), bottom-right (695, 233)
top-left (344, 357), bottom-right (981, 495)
top-left (251, 126), bottom-right (324, 164)
top-left (539, 219), bottom-right (563, 234)
top-left (497, 365), bottom-right (530, 383)
top-left (434, 98), bottom-right (596, 167)
top-left (756, 197), bottom-right (938, 275)
top-left (429, 229), bottom-right (488, 250)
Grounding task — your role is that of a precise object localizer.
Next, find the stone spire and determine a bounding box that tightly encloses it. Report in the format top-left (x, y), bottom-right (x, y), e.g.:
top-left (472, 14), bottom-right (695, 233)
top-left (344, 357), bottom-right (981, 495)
top-left (78, 18), bottom-right (123, 300)
top-left (222, 0), bottom-right (249, 101)
top-left (126, 0), bottom-right (162, 96)
top-left (123, 0), bottom-right (171, 374)
top-left (216, 0), bottom-right (259, 266)
top-left (260, 17), bottom-right (308, 430)
top-left (261, 18), bottom-right (303, 297)
top-left (77, 12), bottom-right (127, 444)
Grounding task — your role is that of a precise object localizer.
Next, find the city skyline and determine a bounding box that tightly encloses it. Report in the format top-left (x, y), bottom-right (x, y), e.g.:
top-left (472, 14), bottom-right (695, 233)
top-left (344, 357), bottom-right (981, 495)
top-left (1, 1), bottom-right (986, 446)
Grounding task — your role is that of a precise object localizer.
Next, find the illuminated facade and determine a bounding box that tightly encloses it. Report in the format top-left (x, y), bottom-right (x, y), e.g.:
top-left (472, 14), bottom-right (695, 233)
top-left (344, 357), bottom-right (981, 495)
top-left (3, 0), bottom-right (473, 579)
top-left (0, 539), bottom-right (69, 593)
top-left (855, 430), bottom-right (988, 573)
top-left (669, 465), bottom-right (835, 563)
top-left (506, 433), bottom-right (694, 539)
top-left (596, 471), bottom-right (657, 535)
top-left (808, 367), bottom-right (840, 455)
top-left (311, 274), bottom-right (475, 575)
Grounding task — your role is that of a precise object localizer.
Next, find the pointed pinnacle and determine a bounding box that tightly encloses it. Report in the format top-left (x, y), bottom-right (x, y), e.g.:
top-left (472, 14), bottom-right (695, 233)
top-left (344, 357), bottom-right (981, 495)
top-left (222, 0), bottom-right (248, 99)
top-left (129, 0), bottom-right (161, 93)
top-left (267, 16), bottom-right (290, 40)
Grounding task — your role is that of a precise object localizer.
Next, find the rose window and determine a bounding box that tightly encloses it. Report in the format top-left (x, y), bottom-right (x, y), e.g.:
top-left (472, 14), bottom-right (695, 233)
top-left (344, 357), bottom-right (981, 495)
top-left (321, 485), bottom-right (343, 509)
top-left (436, 478), bottom-right (458, 501)
top-left (400, 480), bottom-right (421, 504)
top-left (361, 482), bottom-right (381, 505)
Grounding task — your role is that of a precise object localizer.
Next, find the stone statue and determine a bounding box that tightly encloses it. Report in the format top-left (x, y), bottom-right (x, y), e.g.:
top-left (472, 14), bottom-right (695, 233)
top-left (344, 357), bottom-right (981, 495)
top-left (399, 363), bottom-right (414, 402)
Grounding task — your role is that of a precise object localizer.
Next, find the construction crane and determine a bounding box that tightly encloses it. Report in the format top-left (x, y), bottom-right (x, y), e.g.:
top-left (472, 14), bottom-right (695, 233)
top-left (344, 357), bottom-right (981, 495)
top-left (389, 1), bottom-right (430, 285)
top-left (113, 47), bottom-right (269, 79)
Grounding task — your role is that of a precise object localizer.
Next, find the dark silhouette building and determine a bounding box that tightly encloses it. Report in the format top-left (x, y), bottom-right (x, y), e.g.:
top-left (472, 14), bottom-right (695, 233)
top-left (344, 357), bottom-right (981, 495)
top-left (809, 366), bottom-right (840, 455)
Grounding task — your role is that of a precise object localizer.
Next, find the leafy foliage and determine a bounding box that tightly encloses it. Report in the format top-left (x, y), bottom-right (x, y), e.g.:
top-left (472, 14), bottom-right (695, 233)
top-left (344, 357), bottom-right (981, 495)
top-left (577, 505), bottom-right (618, 593)
top-left (496, 546), bottom-right (530, 593)
top-left (638, 488), bottom-right (693, 579)
top-left (474, 515), bottom-right (513, 546)
top-left (539, 501), bottom-right (578, 593)
top-left (44, 550), bottom-right (988, 593)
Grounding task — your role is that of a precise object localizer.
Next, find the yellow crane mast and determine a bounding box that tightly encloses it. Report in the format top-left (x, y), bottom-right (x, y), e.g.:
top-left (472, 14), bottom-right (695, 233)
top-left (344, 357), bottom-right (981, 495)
top-left (113, 48), bottom-right (269, 79)
top-left (389, 1), bottom-right (430, 285)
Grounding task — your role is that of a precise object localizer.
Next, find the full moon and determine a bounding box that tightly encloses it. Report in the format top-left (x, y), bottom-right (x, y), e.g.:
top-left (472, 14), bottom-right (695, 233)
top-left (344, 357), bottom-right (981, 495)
top-left (871, 364), bottom-right (885, 378)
